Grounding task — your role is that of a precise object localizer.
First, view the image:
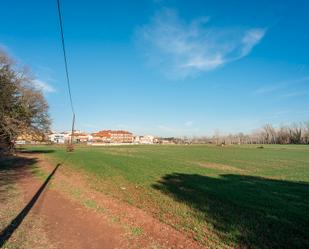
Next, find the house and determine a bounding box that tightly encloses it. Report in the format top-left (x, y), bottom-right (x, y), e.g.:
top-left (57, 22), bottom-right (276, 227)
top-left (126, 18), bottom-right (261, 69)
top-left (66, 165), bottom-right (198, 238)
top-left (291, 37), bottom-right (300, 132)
top-left (48, 132), bottom-right (69, 144)
top-left (92, 130), bottom-right (133, 143)
top-left (48, 130), bottom-right (91, 144)
top-left (69, 131), bottom-right (90, 143)
top-left (134, 135), bottom-right (155, 144)
top-left (141, 135), bottom-right (154, 144)
top-left (92, 130), bottom-right (112, 143)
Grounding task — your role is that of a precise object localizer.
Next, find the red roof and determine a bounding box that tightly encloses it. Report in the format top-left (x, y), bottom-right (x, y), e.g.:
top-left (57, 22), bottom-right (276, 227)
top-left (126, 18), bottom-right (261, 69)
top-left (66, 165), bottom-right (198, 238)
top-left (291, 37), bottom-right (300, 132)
top-left (70, 133), bottom-right (88, 136)
top-left (92, 130), bottom-right (132, 138)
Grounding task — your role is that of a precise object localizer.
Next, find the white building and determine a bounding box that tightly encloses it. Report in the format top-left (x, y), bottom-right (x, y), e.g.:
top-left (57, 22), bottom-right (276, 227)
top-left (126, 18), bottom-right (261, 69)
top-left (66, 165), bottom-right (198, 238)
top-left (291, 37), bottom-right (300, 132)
top-left (48, 132), bottom-right (70, 144)
top-left (48, 131), bottom-right (93, 144)
top-left (134, 135), bottom-right (154, 144)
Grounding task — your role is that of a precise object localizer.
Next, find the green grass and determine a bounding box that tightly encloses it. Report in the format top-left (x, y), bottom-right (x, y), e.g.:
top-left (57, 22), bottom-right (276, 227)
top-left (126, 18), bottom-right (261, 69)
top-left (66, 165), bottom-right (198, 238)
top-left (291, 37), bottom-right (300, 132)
top-left (130, 226), bottom-right (143, 237)
top-left (23, 144), bottom-right (309, 249)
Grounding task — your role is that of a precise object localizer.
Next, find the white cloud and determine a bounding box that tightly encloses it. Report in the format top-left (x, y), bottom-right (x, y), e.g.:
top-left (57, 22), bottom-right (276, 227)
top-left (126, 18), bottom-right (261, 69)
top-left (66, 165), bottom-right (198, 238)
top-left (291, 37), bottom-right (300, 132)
top-left (136, 9), bottom-right (266, 78)
top-left (280, 91), bottom-right (308, 98)
top-left (241, 29), bottom-right (266, 57)
top-left (254, 85), bottom-right (282, 94)
top-left (33, 79), bottom-right (56, 93)
top-left (254, 76), bottom-right (309, 94)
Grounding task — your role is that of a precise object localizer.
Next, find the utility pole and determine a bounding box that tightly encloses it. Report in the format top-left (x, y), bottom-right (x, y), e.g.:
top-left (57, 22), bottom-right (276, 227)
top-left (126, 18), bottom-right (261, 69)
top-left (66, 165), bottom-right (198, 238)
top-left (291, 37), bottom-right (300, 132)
top-left (67, 114), bottom-right (75, 152)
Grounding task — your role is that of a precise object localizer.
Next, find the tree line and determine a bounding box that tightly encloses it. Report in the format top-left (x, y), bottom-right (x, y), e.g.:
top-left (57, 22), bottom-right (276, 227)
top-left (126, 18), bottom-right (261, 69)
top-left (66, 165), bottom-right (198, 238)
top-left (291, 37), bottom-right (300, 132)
top-left (0, 50), bottom-right (50, 155)
top-left (187, 122), bottom-right (309, 145)
top-left (159, 122), bottom-right (309, 145)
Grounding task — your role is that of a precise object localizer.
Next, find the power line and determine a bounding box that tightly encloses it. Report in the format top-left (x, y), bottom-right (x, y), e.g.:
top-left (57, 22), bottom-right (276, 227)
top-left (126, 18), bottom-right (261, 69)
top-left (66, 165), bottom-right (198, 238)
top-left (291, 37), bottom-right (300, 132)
top-left (56, 0), bottom-right (76, 151)
top-left (56, 0), bottom-right (75, 115)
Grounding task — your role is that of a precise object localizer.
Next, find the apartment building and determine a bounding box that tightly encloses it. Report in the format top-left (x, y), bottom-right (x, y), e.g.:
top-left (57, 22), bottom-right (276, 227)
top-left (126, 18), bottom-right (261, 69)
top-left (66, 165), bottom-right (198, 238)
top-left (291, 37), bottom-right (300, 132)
top-left (92, 130), bottom-right (133, 143)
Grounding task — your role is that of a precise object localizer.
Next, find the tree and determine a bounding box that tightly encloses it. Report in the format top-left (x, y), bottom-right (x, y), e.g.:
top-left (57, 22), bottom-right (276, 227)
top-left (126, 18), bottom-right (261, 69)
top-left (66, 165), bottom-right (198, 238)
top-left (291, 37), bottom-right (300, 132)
top-left (213, 129), bottom-right (221, 145)
top-left (289, 123), bottom-right (302, 144)
top-left (301, 122), bottom-right (309, 144)
top-left (0, 50), bottom-right (50, 154)
top-left (277, 125), bottom-right (290, 144)
top-left (263, 124), bottom-right (277, 144)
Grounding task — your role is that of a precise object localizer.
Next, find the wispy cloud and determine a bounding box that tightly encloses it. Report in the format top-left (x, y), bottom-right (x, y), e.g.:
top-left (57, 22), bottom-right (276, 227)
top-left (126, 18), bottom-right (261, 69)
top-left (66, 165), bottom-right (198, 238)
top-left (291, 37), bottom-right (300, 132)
top-left (240, 29), bottom-right (266, 57)
top-left (254, 85), bottom-right (282, 94)
top-left (136, 9), bottom-right (266, 78)
top-left (254, 76), bottom-right (309, 95)
top-left (33, 79), bottom-right (56, 93)
top-left (280, 91), bottom-right (308, 98)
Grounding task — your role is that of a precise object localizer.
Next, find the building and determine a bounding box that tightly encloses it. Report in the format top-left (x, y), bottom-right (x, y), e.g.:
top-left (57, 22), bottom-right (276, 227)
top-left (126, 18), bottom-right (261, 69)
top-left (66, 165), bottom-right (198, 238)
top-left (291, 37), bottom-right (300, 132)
top-left (92, 130), bottom-right (133, 143)
top-left (134, 135), bottom-right (155, 144)
top-left (48, 132), bottom-right (69, 144)
top-left (141, 135), bottom-right (154, 144)
top-left (69, 131), bottom-right (91, 143)
top-left (48, 130), bottom-right (133, 144)
top-left (48, 130), bottom-right (91, 144)
top-left (92, 130), bottom-right (112, 143)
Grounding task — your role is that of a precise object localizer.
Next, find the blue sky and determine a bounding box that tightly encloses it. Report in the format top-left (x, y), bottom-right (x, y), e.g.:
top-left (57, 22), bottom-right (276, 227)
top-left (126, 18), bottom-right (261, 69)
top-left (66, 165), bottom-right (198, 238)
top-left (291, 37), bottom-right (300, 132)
top-left (1, 0), bottom-right (308, 136)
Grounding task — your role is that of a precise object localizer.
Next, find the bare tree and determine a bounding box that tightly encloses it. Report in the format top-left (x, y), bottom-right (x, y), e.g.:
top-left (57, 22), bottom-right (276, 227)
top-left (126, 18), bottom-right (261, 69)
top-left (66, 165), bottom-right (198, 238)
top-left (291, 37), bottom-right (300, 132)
top-left (213, 129), bottom-right (221, 145)
top-left (302, 121), bottom-right (309, 144)
top-left (277, 125), bottom-right (290, 144)
top-left (263, 124), bottom-right (277, 144)
top-left (0, 50), bottom-right (50, 154)
top-left (289, 123), bottom-right (302, 144)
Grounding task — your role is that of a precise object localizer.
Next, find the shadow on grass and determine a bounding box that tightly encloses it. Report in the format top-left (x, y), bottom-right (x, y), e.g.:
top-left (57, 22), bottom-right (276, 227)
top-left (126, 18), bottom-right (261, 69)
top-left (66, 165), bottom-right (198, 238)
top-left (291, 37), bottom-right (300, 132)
top-left (0, 162), bottom-right (61, 247)
top-left (16, 147), bottom-right (55, 154)
top-left (0, 151), bottom-right (67, 247)
top-left (0, 156), bottom-right (38, 202)
top-left (0, 146), bottom-right (55, 201)
top-left (152, 173), bottom-right (309, 249)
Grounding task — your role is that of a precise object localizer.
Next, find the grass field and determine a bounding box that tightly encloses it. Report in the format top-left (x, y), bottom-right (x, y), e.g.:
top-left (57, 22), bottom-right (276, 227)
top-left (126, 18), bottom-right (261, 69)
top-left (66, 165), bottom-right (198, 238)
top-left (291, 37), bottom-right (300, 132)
top-left (24, 144), bottom-right (309, 249)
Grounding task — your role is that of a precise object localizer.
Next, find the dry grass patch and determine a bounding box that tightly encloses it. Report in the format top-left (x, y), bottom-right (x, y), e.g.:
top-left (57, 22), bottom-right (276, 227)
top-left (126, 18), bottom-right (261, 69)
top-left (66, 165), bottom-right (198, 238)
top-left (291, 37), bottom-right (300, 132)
top-left (193, 161), bottom-right (247, 173)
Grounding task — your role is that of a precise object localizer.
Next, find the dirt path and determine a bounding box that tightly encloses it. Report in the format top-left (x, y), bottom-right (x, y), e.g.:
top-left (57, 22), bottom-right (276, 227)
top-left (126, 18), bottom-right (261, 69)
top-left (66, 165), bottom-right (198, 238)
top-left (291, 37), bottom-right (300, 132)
top-left (2, 154), bottom-right (204, 249)
top-left (12, 161), bottom-right (128, 249)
